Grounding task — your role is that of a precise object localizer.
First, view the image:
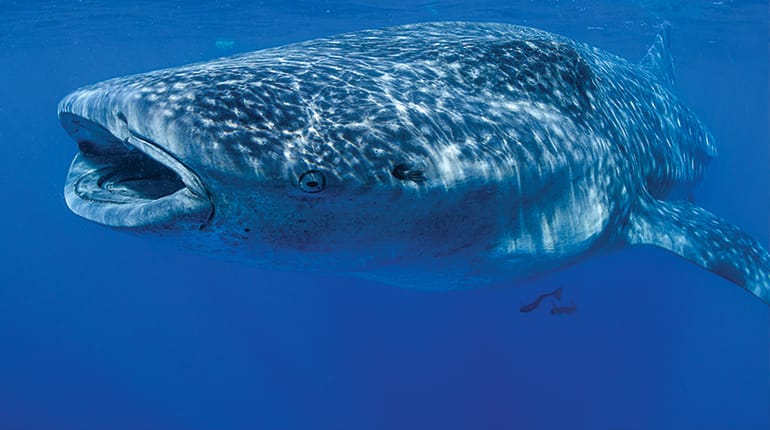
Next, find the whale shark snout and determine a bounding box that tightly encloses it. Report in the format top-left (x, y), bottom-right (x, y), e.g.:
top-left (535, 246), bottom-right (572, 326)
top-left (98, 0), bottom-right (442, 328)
top-left (59, 89), bottom-right (213, 230)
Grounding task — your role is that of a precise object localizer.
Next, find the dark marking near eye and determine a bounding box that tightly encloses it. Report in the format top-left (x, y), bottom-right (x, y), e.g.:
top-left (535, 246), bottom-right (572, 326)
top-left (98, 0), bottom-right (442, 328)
top-left (244, 227), bottom-right (250, 233)
top-left (392, 164), bottom-right (426, 183)
top-left (299, 170), bottom-right (326, 193)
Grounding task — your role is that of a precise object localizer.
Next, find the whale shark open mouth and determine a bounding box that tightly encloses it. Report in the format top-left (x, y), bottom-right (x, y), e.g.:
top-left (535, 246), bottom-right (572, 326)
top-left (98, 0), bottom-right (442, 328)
top-left (60, 112), bottom-right (213, 229)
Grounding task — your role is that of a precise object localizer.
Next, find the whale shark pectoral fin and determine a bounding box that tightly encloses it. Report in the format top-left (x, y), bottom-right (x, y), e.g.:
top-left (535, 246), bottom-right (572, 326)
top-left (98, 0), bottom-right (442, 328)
top-left (640, 22), bottom-right (675, 89)
top-left (625, 197), bottom-right (770, 305)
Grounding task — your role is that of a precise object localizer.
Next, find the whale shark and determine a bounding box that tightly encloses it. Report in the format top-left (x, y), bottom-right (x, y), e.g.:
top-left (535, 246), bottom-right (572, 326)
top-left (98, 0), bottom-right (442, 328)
top-left (58, 22), bottom-right (770, 305)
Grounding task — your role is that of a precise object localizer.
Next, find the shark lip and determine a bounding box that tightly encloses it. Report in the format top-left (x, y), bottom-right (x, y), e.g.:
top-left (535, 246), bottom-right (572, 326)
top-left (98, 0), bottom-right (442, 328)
top-left (60, 111), bottom-right (213, 229)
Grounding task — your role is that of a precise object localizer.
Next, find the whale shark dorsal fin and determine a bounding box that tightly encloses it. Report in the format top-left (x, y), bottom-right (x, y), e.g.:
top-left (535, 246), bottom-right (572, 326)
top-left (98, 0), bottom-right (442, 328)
top-left (640, 22), bottom-right (675, 89)
top-left (625, 197), bottom-right (770, 305)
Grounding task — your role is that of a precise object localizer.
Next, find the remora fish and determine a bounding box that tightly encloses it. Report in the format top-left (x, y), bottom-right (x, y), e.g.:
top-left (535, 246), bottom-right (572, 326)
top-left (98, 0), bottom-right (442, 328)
top-left (550, 300), bottom-right (578, 316)
top-left (520, 287), bottom-right (563, 313)
top-left (58, 22), bottom-right (770, 304)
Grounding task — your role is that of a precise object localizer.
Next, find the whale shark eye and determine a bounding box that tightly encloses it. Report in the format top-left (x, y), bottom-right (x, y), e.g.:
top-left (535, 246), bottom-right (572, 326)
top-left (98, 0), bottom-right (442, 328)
top-left (299, 170), bottom-right (326, 193)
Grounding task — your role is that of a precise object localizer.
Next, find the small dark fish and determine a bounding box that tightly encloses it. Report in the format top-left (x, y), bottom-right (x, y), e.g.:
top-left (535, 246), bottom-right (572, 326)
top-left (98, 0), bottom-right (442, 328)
top-left (550, 300), bottom-right (577, 315)
top-left (520, 287), bottom-right (563, 313)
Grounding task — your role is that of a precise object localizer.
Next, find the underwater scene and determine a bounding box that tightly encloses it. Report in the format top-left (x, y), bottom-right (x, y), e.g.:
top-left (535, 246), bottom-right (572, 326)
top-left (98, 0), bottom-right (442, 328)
top-left (0, 1), bottom-right (768, 429)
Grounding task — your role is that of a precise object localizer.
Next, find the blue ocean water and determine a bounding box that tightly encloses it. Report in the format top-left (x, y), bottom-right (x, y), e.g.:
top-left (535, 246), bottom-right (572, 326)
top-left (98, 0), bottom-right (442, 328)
top-left (1, 1), bottom-right (768, 429)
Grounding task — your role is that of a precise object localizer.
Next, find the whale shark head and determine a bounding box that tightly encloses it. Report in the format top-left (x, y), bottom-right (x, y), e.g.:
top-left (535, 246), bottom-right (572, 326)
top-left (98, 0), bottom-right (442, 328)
top-left (58, 50), bottom-right (513, 269)
top-left (58, 69), bottom-right (396, 229)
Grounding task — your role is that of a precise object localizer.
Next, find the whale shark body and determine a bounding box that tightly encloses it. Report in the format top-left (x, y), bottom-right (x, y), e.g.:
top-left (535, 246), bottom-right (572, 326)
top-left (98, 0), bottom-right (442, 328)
top-left (59, 22), bottom-right (770, 304)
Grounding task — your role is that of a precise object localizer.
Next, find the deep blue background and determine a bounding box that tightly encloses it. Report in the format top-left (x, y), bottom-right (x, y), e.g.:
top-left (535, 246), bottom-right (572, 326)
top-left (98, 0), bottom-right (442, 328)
top-left (1, 1), bottom-right (768, 429)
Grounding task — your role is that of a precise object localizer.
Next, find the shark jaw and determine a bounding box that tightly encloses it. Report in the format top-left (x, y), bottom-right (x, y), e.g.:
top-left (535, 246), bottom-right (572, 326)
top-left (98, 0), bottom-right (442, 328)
top-left (60, 112), bottom-right (213, 230)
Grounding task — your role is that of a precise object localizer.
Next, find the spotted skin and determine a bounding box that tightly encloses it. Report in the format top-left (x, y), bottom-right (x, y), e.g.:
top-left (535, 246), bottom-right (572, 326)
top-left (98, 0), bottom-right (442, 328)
top-left (627, 197), bottom-right (770, 303)
top-left (59, 22), bottom-right (769, 304)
